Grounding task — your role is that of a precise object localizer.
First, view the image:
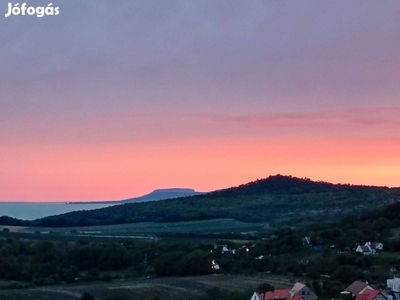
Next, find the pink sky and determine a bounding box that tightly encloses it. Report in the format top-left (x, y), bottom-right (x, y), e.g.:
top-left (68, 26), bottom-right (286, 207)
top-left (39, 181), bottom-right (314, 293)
top-left (1, 1), bottom-right (399, 201)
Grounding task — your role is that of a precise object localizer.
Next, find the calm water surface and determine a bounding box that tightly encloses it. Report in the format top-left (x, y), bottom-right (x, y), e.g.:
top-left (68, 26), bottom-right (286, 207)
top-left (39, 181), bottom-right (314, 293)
top-left (0, 202), bottom-right (116, 220)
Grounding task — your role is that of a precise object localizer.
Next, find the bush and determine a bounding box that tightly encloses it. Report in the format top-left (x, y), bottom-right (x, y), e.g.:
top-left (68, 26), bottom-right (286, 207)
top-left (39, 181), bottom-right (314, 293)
top-left (81, 292), bottom-right (95, 300)
top-left (332, 265), bottom-right (359, 284)
top-left (256, 283), bottom-right (274, 293)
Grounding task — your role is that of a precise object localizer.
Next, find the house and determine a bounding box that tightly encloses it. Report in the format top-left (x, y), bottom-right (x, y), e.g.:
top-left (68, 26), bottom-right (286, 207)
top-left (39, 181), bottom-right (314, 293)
top-left (250, 292), bottom-right (261, 300)
top-left (356, 289), bottom-right (387, 300)
top-left (365, 242), bottom-right (383, 252)
top-left (250, 283), bottom-right (315, 300)
top-left (250, 291), bottom-right (304, 300)
top-left (219, 245), bottom-right (235, 254)
top-left (356, 242), bottom-right (384, 255)
top-left (344, 281), bottom-right (374, 297)
top-left (289, 282), bottom-right (317, 300)
top-left (211, 260), bottom-right (220, 270)
top-left (356, 245), bottom-right (373, 255)
top-left (264, 289), bottom-right (291, 300)
top-left (302, 237), bottom-right (311, 246)
top-left (387, 278), bottom-right (400, 300)
top-left (290, 296), bottom-right (305, 300)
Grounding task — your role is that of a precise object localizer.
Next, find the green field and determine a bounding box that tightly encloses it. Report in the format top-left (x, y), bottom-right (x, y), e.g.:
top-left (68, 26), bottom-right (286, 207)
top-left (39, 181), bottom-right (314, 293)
top-left (0, 219), bottom-right (269, 243)
top-left (19, 218), bottom-right (267, 234)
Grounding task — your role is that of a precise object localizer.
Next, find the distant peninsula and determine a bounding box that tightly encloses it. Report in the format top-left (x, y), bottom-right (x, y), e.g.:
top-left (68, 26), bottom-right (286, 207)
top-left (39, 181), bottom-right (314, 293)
top-left (67, 188), bottom-right (202, 205)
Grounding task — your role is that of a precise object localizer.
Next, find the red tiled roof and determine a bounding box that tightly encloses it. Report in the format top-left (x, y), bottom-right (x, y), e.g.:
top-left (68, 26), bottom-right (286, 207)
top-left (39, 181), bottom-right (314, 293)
top-left (264, 291), bottom-right (274, 299)
top-left (264, 289), bottom-right (290, 300)
top-left (356, 294), bottom-right (369, 300)
top-left (289, 295), bottom-right (303, 300)
top-left (275, 290), bottom-right (290, 299)
top-left (356, 289), bottom-right (380, 300)
top-left (345, 281), bottom-right (370, 294)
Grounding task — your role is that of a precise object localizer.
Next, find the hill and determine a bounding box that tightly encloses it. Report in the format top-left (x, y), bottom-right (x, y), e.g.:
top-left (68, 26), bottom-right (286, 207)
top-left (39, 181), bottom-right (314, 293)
top-left (121, 188), bottom-right (202, 203)
top-left (68, 188), bottom-right (201, 205)
top-left (6, 175), bottom-right (400, 227)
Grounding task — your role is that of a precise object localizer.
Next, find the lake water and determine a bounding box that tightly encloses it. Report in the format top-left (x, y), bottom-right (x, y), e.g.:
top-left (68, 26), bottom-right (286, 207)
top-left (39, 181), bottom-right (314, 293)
top-left (0, 202), bottom-right (117, 220)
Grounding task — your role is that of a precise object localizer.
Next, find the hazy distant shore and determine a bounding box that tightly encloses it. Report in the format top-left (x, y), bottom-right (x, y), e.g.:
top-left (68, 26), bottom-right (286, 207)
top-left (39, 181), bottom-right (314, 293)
top-left (0, 202), bottom-right (114, 220)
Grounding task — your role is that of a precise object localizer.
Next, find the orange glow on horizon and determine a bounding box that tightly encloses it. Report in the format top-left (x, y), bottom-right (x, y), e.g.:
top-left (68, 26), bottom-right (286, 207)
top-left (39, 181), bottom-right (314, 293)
top-left (1, 136), bottom-right (399, 202)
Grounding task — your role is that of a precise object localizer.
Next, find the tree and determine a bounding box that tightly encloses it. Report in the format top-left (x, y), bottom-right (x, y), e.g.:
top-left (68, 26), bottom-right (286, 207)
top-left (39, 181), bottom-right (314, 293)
top-left (321, 228), bottom-right (342, 241)
top-left (332, 265), bottom-right (359, 284)
top-left (81, 292), bottom-right (95, 300)
top-left (154, 251), bottom-right (187, 276)
top-left (311, 281), bottom-right (322, 296)
top-left (373, 217), bottom-right (391, 233)
top-left (178, 250), bottom-right (212, 276)
top-left (306, 263), bottom-right (320, 279)
top-left (323, 280), bottom-right (343, 295)
top-left (256, 283), bottom-right (274, 294)
top-left (105, 289), bottom-right (132, 300)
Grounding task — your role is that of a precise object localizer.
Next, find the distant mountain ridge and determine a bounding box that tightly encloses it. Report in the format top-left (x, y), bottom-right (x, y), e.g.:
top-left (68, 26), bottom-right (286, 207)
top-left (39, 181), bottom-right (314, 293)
top-left (3, 175), bottom-right (400, 228)
top-left (68, 188), bottom-right (202, 204)
top-left (121, 188), bottom-right (203, 203)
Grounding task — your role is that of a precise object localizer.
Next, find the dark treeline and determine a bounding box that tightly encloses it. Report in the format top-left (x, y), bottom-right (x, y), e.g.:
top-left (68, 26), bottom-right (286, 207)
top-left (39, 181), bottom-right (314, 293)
top-left (4, 175), bottom-right (399, 228)
top-left (0, 238), bottom-right (215, 286)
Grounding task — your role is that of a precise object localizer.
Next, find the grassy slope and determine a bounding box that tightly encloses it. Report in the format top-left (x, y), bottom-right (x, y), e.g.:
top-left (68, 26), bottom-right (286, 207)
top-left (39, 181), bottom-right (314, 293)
top-left (20, 219), bottom-right (267, 235)
top-left (0, 219), bottom-right (267, 244)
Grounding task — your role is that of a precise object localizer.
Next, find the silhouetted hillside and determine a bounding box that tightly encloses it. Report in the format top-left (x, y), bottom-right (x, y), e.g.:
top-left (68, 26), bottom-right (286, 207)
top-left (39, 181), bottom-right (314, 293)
top-left (6, 175), bottom-right (400, 227)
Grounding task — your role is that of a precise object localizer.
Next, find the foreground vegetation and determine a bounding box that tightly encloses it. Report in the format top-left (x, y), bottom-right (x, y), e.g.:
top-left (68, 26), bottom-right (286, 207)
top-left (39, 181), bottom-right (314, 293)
top-left (0, 202), bottom-right (400, 300)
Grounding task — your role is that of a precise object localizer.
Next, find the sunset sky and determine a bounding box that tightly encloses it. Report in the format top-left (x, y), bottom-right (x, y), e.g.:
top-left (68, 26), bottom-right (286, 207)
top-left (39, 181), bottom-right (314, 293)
top-left (1, 1), bottom-right (400, 201)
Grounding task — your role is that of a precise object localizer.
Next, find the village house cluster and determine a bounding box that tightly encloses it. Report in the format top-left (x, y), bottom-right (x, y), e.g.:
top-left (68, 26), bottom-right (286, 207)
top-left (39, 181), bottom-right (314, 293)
top-left (355, 242), bottom-right (384, 255)
top-left (250, 282), bottom-right (317, 300)
top-left (342, 279), bottom-right (400, 300)
top-left (250, 279), bottom-right (400, 300)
